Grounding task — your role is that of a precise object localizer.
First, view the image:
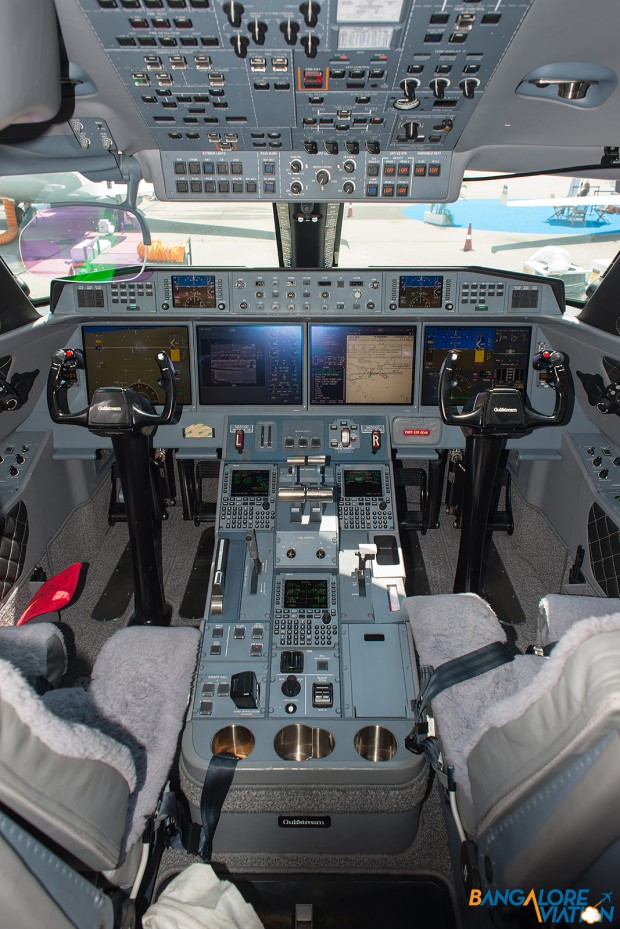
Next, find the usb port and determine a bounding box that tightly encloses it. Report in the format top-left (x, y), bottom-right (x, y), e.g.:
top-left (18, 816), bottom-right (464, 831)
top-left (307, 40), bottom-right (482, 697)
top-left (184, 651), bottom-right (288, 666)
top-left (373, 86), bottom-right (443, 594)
top-left (250, 56), bottom-right (267, 72)
top-left (303, 69), bottom-right (324, 88)
top-left (195, 55), bottom-right (212, 69)
top-left (312, 682), bottom-right (334, 708)
top-left (271, 56), bottom-right (289, 71)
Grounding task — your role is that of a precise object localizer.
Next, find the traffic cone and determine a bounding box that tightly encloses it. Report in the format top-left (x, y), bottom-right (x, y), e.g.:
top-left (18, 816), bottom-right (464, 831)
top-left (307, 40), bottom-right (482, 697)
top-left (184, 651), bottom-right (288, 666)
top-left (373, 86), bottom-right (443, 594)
top-left (463, 222), bottom-right (473, 252)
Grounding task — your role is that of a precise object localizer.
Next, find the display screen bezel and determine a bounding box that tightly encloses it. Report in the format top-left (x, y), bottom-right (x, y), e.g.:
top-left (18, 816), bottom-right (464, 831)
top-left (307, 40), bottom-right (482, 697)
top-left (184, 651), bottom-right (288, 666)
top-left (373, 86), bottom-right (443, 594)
top-left (420, 324), bottom-right (532, 406)
top-left (171, 274), bottom-right (217, 309)
top-left (283, 579), bottom-right (329, 610)
top-left (230, 469), bottom-right (270, 497)
top-left (196, 323), bottom-right (304, 407)
top-left (343, 469), bottom-right (383, 498)
top-left (82, 324), bottom-right (192, 405)
top-left (398, 274), bottom-right (444, 309)
top-left (309, 323), bottom-right (417, 407)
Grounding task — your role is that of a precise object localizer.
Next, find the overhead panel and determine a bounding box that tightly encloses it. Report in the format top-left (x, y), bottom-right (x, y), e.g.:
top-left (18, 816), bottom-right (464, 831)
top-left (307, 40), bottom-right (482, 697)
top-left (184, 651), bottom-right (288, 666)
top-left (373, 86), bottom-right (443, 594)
top-left (76, 0), bottom-right (533, 201)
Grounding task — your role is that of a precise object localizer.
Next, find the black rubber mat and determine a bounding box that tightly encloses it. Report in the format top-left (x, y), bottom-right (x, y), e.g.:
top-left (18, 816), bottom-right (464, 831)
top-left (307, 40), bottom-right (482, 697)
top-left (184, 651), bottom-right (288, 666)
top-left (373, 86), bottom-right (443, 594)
top-left (179, 526), bottom-right (215, 619)
top-left (91, 541), bottom-right (134, 622)
top-left (231, 874), bottom-right (457, 929)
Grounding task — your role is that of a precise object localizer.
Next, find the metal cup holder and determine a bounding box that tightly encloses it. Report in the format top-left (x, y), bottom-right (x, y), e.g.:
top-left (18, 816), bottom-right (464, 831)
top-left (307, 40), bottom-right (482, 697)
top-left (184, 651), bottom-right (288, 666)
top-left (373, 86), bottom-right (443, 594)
top-left (274, 724), bottom-right (335, 761)
top-left (211, 725), bottom-right (255, 759)
top-left (354, 725), bottom-right (397, 762)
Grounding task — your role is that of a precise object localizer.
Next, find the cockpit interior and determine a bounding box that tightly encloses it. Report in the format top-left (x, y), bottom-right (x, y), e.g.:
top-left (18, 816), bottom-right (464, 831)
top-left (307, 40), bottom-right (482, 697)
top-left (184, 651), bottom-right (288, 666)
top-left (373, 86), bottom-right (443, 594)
top-left (1, 0), bottom-right (620, 926)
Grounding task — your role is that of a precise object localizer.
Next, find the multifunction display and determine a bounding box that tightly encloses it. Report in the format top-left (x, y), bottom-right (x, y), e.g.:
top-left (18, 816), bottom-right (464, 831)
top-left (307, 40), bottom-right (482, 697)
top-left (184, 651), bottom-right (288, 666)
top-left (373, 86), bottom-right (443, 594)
top-left (283, 579), bottom-right (329, 610)
top-left (343, 470), bottom-right (383, 498)
top-left (171, 275), bottom-right (216, 309)
top-left (399, 275), bottom-right (443, 309)
top-left (230, 469), bottom-right (270, 497)
top-left (196, 324), bottom-right (303, 406)
top-left (421, 325), bottom-right (532, 406)
top-left (310, 325), bottom-right (416, 406)
top-left (82, 325), bottom-right (192, 404)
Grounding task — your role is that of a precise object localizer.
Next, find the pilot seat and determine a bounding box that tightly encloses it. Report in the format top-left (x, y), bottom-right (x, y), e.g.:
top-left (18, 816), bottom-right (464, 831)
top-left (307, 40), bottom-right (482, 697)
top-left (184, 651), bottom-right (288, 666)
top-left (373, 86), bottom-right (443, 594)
top-left (403, 592), bottom-right (620, 908)
top-left (0, 620), bottom-right (199, 929)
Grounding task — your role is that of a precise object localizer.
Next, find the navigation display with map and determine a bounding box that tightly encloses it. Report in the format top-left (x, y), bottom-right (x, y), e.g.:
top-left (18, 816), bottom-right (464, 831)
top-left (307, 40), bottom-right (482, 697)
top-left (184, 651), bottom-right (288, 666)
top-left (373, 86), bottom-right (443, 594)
top-left (82, 325), bottom-right (192, 404)
top-left (310, 325), bottom-right (416, 406)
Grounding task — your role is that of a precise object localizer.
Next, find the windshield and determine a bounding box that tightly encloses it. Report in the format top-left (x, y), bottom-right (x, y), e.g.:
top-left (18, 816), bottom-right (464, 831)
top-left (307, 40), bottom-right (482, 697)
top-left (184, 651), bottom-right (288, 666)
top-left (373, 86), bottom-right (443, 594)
top-left (1, 170), bottom-right (618, 305)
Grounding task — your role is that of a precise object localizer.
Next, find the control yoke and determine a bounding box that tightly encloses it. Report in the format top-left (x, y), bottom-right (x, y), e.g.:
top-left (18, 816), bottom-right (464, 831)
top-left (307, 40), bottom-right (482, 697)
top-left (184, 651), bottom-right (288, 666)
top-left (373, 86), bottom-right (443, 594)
top-left (46, 349), bottom-right (177, 626)
top-left (47, 349), bottom-right (176, 431)
top-left (437, 349), bottom-right (571, 598)
top-left (438, 349), bottom-right (570, 435)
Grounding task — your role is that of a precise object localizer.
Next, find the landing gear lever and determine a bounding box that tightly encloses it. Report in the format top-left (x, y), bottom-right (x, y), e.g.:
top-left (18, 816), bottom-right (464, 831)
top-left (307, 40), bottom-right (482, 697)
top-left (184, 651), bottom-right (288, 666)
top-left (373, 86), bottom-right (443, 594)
top-left (47, 350), bottom-right (177, 626)
top-left (438, 350), bottom-right (571, 596)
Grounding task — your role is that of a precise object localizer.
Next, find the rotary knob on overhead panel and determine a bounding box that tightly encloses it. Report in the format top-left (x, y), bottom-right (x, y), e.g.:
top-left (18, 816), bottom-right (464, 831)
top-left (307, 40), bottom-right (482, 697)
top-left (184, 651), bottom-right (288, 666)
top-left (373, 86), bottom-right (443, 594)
top-left (248, 17), bottom-right (267, 44)
top-left (299, 0), bottom-right (320, 28)
top-left (394, 78), bottom-right (420, 110)
top-left (316, 169), bottom-right (330, 186)
top-left (429, 77), bottom-right (449, 99)
top-left (403, 120), bottom-right (420, 141)
top-left (280, 17), bottom-right (300, 44)
top-left (343, 181), bottom-right (355, 195)
top-left (290, 159), bottom-right (303, 173)
top-left (223, 0), bottom-right (243, 28)
top-left (301, 33), bottom-right (319, 58)
top-left (460, 78), bottom-right (479, 99)
top-left (231, 32), bottom-right (250, 57)
top-left (343, 159), bottom-right (356, 173)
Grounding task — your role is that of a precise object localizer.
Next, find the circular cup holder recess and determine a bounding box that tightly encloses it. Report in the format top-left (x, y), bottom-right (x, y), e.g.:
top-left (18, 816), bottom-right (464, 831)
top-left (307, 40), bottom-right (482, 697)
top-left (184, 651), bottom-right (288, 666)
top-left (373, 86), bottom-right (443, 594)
top-left (211, 725), bottom-right (255, 759)
top-left (274, 724), bottom-right (335, 761)
top-left (354, 725), bottom-right (397, 762)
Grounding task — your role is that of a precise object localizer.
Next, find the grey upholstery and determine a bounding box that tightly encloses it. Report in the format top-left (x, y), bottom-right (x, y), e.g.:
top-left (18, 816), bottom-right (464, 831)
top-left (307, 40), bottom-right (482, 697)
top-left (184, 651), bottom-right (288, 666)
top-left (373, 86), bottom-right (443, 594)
top-left (538, 592), bottom-right (620, 646)
top-left (0, 621), bottom-right (67, 686)
top-left (403, 593), bottom-right (620, 890)
top-left (0, 624), bottom-right (200, 878)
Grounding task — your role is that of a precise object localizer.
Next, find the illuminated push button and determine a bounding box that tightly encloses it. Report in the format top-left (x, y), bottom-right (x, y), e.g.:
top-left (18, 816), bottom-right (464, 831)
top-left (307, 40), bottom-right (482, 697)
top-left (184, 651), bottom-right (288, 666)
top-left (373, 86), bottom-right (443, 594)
top-left (235, 429), bottom-right (245, 453)
top-left (371, 430), bottom-right (381, 453)
top-left (341, 427), bottom-right (351, 447)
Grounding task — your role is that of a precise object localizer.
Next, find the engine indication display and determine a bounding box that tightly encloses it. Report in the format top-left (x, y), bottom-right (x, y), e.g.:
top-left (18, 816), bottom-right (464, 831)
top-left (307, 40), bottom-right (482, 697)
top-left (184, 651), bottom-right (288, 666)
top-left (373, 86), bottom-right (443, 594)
top-left (399, 275), bottom-right (443, 309)
top-left (172, 274), bottom-right (216, 308)
top-left (283, 579), bottom-right (329, 610)
top-left (421, 325), bottom-right (532, 406)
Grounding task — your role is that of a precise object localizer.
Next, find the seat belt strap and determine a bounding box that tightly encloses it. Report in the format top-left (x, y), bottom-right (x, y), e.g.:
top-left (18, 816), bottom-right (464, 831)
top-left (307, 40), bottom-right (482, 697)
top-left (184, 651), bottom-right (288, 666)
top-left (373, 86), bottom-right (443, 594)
top-left (417, 641), bottom-right (515, 720)
top-left (199, 752), bottom-right (239, 861)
